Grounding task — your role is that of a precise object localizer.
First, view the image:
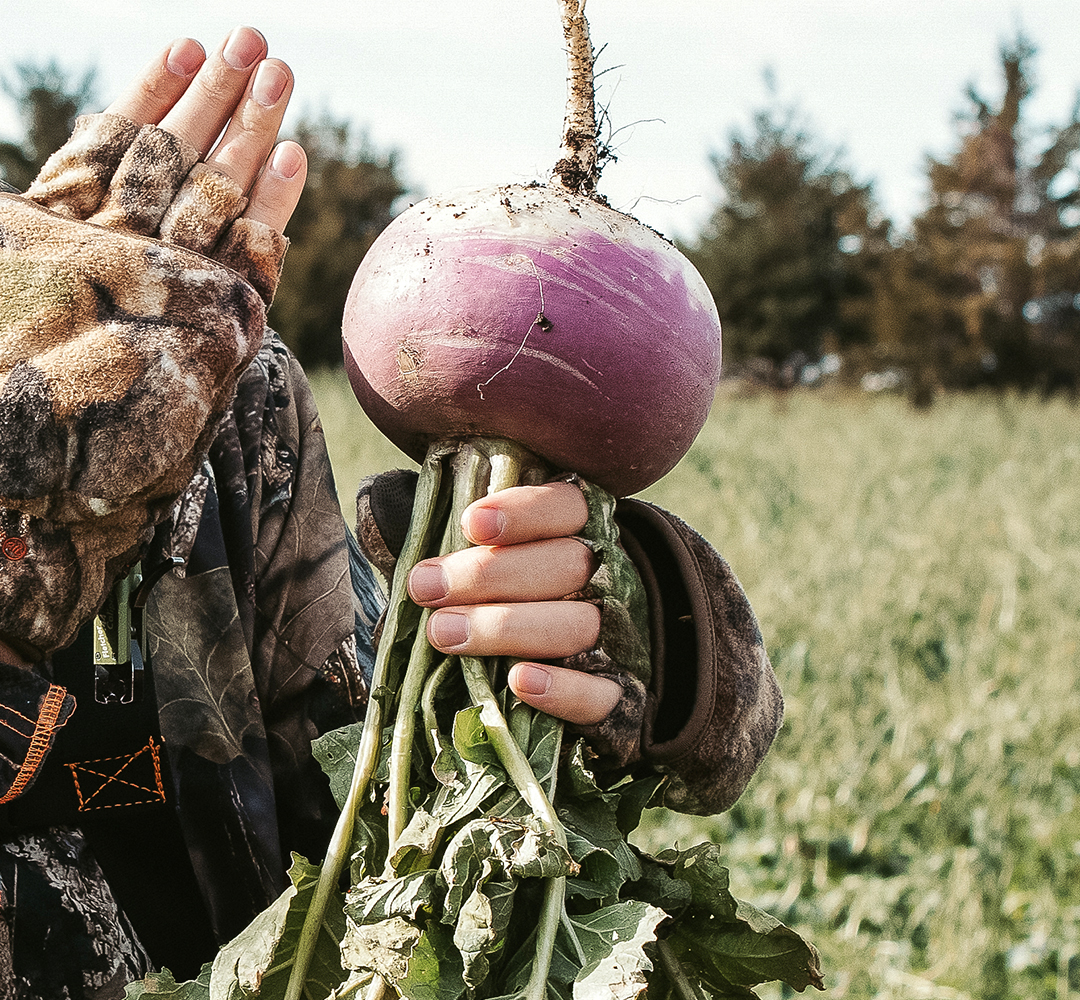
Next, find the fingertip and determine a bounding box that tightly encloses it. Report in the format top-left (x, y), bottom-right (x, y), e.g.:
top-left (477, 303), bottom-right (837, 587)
top-left (508, 662), bottom-right (621, 725)
top-left (165, 37), bottom-right (206, 78)
top-left (222, 25), bottom-right (268, 72)
top-left (462, 503), bottom-right (506, 545)
top-left (509, 662), bottom-right (552, 697)
top-left (268, 140), bottom-right (306, 181)
top-left (244, 142), bottom-right (307, 231)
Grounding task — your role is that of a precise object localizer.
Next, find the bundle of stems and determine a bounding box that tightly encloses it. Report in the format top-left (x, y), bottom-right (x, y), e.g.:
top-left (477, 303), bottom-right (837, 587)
top-left (287, 437), bottom-right (565, 1000)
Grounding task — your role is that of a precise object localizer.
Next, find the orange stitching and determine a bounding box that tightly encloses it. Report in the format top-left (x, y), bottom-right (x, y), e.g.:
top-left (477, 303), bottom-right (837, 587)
top-left (0, 684), bottom-right (69, 805)
top-left (0, 704), bottom-right (40, 727)
top-left (0, 699), bottom-right (47, 740)
top-left (67, 736), bottom-right (166, 812)
top-left (0, 716), bottom-right (34, 739)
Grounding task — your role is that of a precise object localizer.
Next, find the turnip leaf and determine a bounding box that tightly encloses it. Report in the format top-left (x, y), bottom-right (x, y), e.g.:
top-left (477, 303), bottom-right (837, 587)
top-left (649, 844), bottom-right (823, 992)
top-left (569, 900), bottom-right (666, 1000)
top-left (123, 967), bottom-right (211, 1000)
top-left (454, 879), bottom-right (517, 988)
top-left (343, 869), bottom-right (441, 925)
top-left (210, 855), bottom-right (347, 1000)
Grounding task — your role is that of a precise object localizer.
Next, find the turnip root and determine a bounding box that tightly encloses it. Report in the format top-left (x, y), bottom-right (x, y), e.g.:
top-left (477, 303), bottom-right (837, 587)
top-left (341, 10), bottom-right (719, 501)
top-left (342, 184), bottom-right (721, 498)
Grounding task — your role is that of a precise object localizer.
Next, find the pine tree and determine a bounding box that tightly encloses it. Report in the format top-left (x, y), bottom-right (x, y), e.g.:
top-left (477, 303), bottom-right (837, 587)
top-left (897, 36), bottom-right (1080, 394)
top-left (683, 94), bottom-right (891, 384)
top-left (0, 61), bottom-right (96, 191)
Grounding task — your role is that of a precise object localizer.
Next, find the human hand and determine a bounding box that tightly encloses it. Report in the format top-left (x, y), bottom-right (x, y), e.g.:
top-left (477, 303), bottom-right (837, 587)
top-left (0, 27), bottom-right (307, 659)
top-left (406, 481), bottom-right (624, 727)
top-left (98, 26), bottom-right (307, 240)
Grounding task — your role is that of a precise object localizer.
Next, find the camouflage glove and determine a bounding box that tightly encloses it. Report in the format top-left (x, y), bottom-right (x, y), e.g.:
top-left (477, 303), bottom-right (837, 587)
top-left (355, 469), bottom-right (653, 770)
top-left (557, 475), bottom-right (652, 770)
top-left (0, 113), bottom-right (288, 660)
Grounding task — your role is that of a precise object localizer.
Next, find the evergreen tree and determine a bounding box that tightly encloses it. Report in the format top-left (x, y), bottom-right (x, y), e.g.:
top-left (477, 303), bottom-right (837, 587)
top-left (269, 115), bottom-right (406, 368)
top-left (897, 36), bottom-right (1080, 393)
top-left (0, 61), bottom-right (96, 191)
top-left (683, 94), bottom-right (891, 383)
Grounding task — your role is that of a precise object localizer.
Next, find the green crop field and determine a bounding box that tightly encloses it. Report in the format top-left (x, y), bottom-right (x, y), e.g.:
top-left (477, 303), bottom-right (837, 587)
top-left (309, 368), bottom-right (1080, 1000)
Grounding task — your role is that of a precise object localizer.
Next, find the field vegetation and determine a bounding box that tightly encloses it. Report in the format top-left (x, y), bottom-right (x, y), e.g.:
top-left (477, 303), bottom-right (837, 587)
top-left (311, 368), bottom-right (1080, 1000)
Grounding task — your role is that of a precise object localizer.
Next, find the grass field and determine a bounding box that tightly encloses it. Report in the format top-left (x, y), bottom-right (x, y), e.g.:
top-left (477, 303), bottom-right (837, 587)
top-left (309, 369), bottom-right (1080, 1000)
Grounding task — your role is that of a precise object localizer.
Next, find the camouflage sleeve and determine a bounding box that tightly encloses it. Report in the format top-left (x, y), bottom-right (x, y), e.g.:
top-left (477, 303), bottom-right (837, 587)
top-left (0, 112), bottom-right (288, 660)
top-left (615, 499), bottom-right (783, 815)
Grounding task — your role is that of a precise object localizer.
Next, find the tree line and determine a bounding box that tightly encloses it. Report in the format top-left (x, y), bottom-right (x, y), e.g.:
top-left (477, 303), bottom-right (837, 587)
top-left (3, 36), bottom-right (1078, 399)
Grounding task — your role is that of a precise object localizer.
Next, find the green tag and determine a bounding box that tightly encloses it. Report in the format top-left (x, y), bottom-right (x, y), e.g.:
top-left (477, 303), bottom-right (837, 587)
top-left (92, 564), bottom-right (144, 704)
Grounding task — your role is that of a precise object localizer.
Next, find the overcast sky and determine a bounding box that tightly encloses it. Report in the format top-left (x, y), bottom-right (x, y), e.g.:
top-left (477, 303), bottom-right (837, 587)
top-left (4, 1), bottom-right (1079, 241)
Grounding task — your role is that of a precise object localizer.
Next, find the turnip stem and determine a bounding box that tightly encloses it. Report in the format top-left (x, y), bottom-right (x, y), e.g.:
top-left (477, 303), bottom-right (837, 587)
top-left (384, 605), bottom-right (435, 848)
top-left (421, 655), bottom-right (454, 757)
top-left (284, 447), bottom-right (450, 1000)
top-left (385, 445), bottom-right (485, 850)
top-left (460, 652), bottom-right (567, 1000)
top-left (554, 0), bottom-right (599, 195)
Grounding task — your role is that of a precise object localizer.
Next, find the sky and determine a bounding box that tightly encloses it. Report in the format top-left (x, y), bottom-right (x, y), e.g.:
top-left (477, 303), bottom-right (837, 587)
top-left (3, 1), bottom-right (1079, 243)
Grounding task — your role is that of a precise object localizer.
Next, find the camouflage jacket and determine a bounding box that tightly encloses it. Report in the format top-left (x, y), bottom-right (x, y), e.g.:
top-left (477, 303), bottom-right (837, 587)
top-left (0, 332), bottom-right (381, 994)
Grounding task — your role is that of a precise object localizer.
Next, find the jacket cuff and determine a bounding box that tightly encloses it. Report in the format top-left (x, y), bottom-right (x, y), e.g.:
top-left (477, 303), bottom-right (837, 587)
top-left (0, 664), bottom-right (76, 804)
top-left (615, 499), bottom-right (783, 814)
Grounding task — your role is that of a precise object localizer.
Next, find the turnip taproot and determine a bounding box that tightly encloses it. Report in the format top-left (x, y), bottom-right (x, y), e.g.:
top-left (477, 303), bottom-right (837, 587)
top-left (277, 6), bottom-right (819, 1000)
top-left (341, 2), bottom-right (720, 498)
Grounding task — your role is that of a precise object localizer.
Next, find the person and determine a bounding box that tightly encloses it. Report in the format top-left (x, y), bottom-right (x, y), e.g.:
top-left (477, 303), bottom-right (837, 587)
top-left (0, 27), bottom-right (782, 998)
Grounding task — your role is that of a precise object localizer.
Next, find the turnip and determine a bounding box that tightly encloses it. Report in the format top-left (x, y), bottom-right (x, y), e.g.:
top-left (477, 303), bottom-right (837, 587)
top-left (276, 6), bottom-right (819, 1000)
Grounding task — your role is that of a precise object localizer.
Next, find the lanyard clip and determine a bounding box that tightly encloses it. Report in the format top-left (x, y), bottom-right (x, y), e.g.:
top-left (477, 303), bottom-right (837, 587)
top-left (91, 556), bottom-right (184, 704)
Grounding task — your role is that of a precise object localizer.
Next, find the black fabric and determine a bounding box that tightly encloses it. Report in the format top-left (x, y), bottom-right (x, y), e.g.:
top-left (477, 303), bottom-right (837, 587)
top-left (0, 625), bottom-right (217, 978)
top-left (368, 468), bottom-right (418, 558)
top-left (614, 499), bottom-right (698, 742)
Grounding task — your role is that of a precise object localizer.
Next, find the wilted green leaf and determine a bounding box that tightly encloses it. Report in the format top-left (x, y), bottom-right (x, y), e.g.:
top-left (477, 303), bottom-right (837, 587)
top-left (453, 705), bottom-right (504, 769)
top-left (664, 912), bottom-right (823, 995)
top-left (441, 818), bottom-right (575, 925)
top-left (454, 879), bottom-right (517, 988)
top-left (652, 843), bottom-right (822, 993)
top-left (558, 751), bottom-right (642, 900)
top-left (654, 844), bottom-right (739, 921)
top-left (313, 723), bottom-right (393, 808)
top-left (428, 742), bottom-right (506, 828)
top-left (344, 870), bottom-right (442, 925)
top-left (612, 775), bottom-right (666, 837)
top-left (124, 967), bottom-right (211, 1000)
top-left (389, 808), bottom-right (443, 876)
top-left (395, 922), bottom-right (465, 1000)
top-left (210, 855), bottom-right (347, 1000)
top-left (624, 855), bottom-right (694, 917)
top-left (525, 708), bottom-right (562, 794)
top-left (340, 916), bottom-right (419, 982)
top-left (570, 901), bottom-right (666, 1000)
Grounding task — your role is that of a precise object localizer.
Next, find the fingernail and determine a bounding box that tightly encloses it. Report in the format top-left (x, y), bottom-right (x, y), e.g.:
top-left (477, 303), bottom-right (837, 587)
top-left (466, 505), bottom-right (505, 543)
top-left (252, 62), bottom-right (288, 108)
top-left (269, 143), bottom-right (304, 179)
top-left (223, 26), bottom-right (264, 70)
top-left (514, 664), bottom-right (551, 696)
top-left (166, 38), bottom-right (204, 77)
top-left (409, 563), bottom-right (447, 603)
top-left (430, 612), bottom-right (469, 649)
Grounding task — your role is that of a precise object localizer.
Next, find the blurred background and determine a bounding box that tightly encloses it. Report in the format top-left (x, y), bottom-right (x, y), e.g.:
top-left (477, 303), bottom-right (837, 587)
top-left (4, 3), bottom-right (1080, 996)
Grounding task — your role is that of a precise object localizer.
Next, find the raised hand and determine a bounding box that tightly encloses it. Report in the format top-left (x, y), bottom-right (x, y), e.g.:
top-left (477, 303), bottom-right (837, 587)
top-left (0, 27), bottom-right (307, 660)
